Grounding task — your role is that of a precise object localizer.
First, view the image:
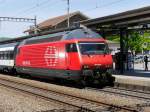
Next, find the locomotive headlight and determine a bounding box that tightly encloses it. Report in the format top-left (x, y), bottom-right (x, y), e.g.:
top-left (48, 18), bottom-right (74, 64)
top-left (106, 65), bottom-right (112, 68)
top-left (83, 65), bottom-right (89, 69)
top-left (106, 65), bottom-right (111, 68)
top-left (106, 65), bottom-right (109, 68)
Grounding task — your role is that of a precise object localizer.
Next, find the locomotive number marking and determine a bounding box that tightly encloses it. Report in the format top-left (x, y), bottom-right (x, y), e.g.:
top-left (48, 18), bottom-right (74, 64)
top-left (22, 61), bottom-right (31, 66)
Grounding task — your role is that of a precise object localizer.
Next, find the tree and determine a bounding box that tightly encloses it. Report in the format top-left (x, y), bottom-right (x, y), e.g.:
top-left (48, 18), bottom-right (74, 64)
top-left (106, 30), bottom-right (150, 54)
top-left (128, 31), bottom-right (145, 54)
top-left (143, 37), bottom-right (150, 51)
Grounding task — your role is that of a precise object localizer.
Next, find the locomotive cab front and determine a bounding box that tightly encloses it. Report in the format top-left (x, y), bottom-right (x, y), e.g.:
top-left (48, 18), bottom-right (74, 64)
top-left (78, 41), bottom-right (114, 86)
top-left (66, 40), bottom-right (114, 86)
top-left (64, 28), bottom-right (115, 86)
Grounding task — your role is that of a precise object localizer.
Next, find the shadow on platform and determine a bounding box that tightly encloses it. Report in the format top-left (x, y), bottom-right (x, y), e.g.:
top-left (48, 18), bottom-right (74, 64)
top-left (113, 69), bottom-right (150, 78)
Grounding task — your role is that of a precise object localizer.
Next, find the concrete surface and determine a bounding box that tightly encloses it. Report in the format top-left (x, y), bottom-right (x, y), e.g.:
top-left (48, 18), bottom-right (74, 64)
top-left (113, 63), bottom-right (150, 88)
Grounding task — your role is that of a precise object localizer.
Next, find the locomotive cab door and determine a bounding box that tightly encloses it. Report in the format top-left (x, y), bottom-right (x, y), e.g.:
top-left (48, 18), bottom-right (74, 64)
top-left (66, 43), bottom-right (81, 70)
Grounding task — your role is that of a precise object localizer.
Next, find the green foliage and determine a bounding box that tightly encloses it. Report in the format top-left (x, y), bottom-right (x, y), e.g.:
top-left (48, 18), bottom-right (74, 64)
top-left (107, 31), bottom-right (150, 53)
top-left (107, 35), bottom-right (120, 42)
top-left (128, 32), bottom-right (143, 53)
top-left (143, 37), bottom-right (150, 51)
top-left (143, 31), bottom-right (150, 37)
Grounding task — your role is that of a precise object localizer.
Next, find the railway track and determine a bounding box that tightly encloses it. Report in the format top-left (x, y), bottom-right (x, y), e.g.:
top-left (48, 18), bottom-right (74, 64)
top-left (86, 87), bottom-right (150, 101)
top-left (114, 82), bottom-right (150, 92)
top-left (0, 77), bottom-right (139, 112)
top-left (86, 86), bottom-right (150, 112)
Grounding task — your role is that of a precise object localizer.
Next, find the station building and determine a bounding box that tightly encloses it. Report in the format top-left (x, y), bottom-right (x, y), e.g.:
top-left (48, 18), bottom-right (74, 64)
top-left (25, 11), bottom-right (89, 35)
top-left (24, 11), bottom-right (119, 54)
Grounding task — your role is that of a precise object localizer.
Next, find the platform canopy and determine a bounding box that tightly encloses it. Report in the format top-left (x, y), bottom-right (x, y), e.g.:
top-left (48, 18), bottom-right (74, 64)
top-left (81, 6), bottom-right (150, 28)
top-left (1, 6), bottom-right (150, 44)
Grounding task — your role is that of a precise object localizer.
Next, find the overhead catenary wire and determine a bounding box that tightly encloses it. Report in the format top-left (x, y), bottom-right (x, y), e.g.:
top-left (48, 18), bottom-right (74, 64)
top-left (14, 0), bottom-right (126, 19)
top-left (83, 0), bottom-right (144, 13)
top-left (83, 0), bottom-right (125, 13)
top-left (57, 0), bottom-right (127, 17)
top-left (14, 0), bottom-right (128, 28)
top-left (16, 0), bottom-right (66, 18)
top-left (13, 0), bottom-right (53, 17)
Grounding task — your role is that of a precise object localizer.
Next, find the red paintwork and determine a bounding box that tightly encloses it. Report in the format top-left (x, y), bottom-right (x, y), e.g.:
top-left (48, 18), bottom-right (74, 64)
top-left (16, 38), bottom-right (113, 72)
top-left (16, 42), bottom-right (68, 69)
top-left (81, 55), bottom-right (113, 69)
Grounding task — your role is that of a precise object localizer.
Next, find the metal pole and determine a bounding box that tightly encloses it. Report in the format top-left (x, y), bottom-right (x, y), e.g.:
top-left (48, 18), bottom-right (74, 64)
top-left (120, 28), bottom-right (125, 74)
top-left (34, 16), bottom-right (37, 27)
top-left (34, 16), bottom-right (37, 34)
top-left (67, 0), bottom-right (70, 28)
top-left (126, 30), bottom-right (129, 71)
top-left (0, 20), bottom-right (1, 30)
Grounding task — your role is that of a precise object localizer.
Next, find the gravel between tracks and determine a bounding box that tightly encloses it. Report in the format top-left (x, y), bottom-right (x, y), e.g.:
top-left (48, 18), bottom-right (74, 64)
top-left (0, 74), bottom-right (149, 112)
top-left (0, 85), bottom-right (73, 112)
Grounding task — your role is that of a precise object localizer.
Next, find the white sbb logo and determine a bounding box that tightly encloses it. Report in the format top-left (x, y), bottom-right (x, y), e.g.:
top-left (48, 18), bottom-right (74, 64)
top-left (44, 46), bottom-right (58, 67)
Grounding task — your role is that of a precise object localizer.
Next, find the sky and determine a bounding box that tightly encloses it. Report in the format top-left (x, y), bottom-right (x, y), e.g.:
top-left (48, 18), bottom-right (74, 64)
top-left (0, 0), bottom-right (150, 38)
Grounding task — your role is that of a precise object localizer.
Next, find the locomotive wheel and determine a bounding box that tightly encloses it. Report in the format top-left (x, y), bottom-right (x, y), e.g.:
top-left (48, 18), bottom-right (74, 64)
top-left (77, 79), bottom-right (87, 88)
top-left (105, 72), bottom-right (115, 87)
top-left (93, 73), bottom-right (110, 88)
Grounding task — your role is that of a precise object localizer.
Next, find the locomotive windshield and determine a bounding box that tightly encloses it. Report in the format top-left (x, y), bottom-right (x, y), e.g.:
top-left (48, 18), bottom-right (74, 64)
top-left (79, 43), bottom-right (109, 55)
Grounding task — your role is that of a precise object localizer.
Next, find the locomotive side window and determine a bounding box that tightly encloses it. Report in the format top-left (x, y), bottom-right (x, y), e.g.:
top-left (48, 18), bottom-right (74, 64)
top-left (66, 43), bottom-right (77, 52)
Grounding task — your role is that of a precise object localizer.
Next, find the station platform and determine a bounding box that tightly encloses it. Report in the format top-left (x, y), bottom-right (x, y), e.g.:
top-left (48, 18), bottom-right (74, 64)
top-left (113, 64), bottom-right (150, 91)
top-left (113, 75), bottom-right (150, 87)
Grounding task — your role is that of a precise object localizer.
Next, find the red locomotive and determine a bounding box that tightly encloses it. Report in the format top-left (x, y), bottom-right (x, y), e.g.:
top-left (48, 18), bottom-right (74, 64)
top-left (0, 28), bottom-right (115, 86)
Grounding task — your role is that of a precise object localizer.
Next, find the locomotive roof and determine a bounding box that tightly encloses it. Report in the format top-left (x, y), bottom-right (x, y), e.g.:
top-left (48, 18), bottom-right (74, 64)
top-left (0, 27), bottom-right (80, 44)
top-left (22, 28), bottom-right (102, 45)
top-left (0, 27), bottom-right (102, 46)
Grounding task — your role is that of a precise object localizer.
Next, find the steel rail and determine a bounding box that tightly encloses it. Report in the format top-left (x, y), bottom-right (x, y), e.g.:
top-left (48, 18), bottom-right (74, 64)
top-left (0, 79), bottom-right (94, 112)
top-left (107, 86), bottom-right (150, 94)
top-left (86, 87), bottom-right (150, 101)
top-left (0, 77), bottom-right (138, 112)
top-left (114, 82), bottom-right (150, 91)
